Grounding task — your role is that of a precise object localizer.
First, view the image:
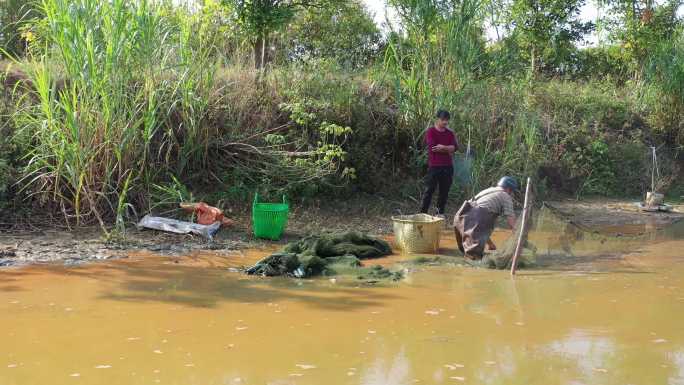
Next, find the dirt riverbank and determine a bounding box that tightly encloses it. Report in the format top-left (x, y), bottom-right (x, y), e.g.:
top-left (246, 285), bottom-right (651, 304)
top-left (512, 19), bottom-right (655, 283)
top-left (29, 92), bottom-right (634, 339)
top-left (0, 198), bottom-right (682, 269)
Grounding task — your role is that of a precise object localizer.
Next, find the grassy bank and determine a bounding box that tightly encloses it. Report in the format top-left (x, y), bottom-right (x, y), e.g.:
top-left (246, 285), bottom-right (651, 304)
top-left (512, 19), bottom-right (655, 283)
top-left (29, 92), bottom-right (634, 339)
top-left (0, 0), bottom-right (682, 232)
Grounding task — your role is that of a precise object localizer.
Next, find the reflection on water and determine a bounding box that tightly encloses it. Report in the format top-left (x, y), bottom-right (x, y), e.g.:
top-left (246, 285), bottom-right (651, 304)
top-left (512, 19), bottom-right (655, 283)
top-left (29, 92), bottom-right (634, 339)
top-left (673, 351), bottom-right (684, 385)
top-left (521, 209), bottom-right (684, 271)
top-left (361, 348), bottom-right (410, 385)
top-left (1, 225), bottom-right (684, 385)
top-left (546, 331), bottom-right (616, 379)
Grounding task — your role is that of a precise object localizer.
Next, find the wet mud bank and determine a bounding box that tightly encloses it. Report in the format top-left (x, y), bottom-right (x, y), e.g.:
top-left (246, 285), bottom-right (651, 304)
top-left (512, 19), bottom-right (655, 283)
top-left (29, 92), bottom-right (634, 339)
top-left (0, 229), bottom-right (245, 269)
top-left (0, 195), bottom-right (401, 269)
top-left (1, 199), bottom-right (682, 271)
top-left (546, 199), bottom-right (684, 230)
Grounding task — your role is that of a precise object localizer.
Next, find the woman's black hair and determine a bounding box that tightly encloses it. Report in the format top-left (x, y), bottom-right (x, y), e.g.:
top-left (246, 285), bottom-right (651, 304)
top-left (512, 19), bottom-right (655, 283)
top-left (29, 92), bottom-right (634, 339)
top-left (436, 110), bottom-right (451, 120)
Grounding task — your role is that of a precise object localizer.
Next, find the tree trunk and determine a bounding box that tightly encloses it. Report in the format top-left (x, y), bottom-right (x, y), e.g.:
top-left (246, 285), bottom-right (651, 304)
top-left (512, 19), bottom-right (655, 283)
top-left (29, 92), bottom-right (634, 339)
top-left (261, 33), bottom-right (267, 70)
top-left (530, 46), bottom-right (536, 75)
top-left (253, 33), bottom-right (270, 71)
top-left (254, 35), bottom-right (264, 69)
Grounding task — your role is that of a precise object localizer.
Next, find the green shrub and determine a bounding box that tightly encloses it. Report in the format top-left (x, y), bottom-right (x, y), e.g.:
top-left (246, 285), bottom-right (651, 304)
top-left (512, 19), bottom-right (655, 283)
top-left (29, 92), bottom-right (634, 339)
top-left (563, 137), bottom-right (616, 196)
top-left (608, 141), bottom-right (649, 196)
top-left (574, 46), bottom-right (632, 82)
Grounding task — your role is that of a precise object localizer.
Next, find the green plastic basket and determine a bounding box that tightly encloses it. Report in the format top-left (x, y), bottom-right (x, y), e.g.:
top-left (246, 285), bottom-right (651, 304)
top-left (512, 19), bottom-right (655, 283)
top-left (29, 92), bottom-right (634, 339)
top-left (252, 194), bottom-right (289, 240)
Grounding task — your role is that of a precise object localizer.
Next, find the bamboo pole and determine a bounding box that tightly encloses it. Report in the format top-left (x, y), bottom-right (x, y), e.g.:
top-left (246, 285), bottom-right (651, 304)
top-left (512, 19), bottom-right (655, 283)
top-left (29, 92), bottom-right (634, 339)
top-left (651, 146), bottom-right (656, 193)
top-left (510, 177), bottom-right (532, 275)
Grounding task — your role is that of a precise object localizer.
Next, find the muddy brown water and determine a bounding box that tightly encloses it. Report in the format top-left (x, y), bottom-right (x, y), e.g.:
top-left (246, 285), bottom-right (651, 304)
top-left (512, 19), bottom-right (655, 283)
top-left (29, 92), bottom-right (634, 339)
top-left (2, 220), bottom-right (684, 385)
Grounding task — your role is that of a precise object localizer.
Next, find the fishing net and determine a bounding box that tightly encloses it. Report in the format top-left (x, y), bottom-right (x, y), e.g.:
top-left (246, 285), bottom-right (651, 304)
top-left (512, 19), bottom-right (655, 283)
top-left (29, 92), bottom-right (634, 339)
top-left (481, 193), bottom-right (536, 270)
top-left (479, 200), bottom-right (670, 270)
top-left (246, 232), bottom-right (395, 278)
top-left (454, 127), bottom-right (474, 186)
top-left (453, 151), bottom-right (474, 186)
top-left (282, 232), bottom-right (392, 259)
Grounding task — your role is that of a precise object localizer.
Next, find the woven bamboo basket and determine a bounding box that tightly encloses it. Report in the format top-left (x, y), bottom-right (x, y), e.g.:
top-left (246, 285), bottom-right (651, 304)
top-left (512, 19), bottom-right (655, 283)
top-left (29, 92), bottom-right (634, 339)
top-left (391, 214), bottom-right (444, 254)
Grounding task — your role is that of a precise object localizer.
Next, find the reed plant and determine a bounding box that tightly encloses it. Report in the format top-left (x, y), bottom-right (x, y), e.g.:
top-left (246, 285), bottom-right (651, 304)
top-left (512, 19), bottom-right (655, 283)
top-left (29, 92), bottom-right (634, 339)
top-left (645, 28), bottom-right (684, 149)
top-left (14, 0), bottom-right (216, 232)
top-left (383, 0), bottom-right (543, 195)
top-left (3, 0), bottom-right (679, 221)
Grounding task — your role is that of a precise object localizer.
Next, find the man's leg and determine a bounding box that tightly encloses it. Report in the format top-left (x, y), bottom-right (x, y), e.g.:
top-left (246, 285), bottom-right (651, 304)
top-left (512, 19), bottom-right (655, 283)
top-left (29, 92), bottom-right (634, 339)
top-left (420, 168), bottom-right (439, 213)
top-left (436, 168), bottom-right (453, 215)
top-left (454, 227), bottom-right (465, 254)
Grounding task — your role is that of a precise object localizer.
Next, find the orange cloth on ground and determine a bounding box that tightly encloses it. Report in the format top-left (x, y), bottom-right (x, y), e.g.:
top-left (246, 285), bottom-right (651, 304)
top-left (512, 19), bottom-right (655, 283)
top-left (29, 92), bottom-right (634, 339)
top-left (181, 202), bottom-right (234, 227)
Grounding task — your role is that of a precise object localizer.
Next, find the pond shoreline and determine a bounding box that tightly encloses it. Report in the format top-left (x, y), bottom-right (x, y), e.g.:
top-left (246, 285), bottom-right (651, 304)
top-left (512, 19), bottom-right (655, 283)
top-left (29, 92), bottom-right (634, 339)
top-left (1, 199), bottom-right (682, 269)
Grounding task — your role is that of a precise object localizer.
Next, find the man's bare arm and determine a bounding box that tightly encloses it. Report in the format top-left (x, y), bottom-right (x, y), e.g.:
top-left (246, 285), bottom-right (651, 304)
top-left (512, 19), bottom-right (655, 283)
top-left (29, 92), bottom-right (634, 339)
top-left (507, 216), bottom-right (516, 229)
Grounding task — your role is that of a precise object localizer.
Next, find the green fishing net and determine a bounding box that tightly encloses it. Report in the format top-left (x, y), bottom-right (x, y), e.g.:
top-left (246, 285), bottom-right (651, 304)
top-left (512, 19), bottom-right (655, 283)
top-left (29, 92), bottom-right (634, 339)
top-left (246, 232), bottom-right (395, 278)
top-left (478, 190), bottom-right (537, 270)
top-left (480, 201), bottom-right (666, 270)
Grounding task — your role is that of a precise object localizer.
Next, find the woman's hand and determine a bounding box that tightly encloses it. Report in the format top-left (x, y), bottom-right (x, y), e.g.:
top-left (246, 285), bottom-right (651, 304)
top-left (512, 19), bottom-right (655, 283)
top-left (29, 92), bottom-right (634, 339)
top-left (432, 144), bottom-right (446, 152)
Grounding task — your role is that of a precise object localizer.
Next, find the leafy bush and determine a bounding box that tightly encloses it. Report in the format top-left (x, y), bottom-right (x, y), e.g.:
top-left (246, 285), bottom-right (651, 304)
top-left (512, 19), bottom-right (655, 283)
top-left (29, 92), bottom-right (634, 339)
top-left (269, 60), bottom-right (405, 194)
top-left (563, 137), bottom-right (615, 195)
top-left (279, 0), bottom-right (382, 68)
top-left (608, 141), bottom-right (650, 196)
top-left (530, 81), bottom-right (649, 196)
top-left (574, 45), bottom-right (631, 82)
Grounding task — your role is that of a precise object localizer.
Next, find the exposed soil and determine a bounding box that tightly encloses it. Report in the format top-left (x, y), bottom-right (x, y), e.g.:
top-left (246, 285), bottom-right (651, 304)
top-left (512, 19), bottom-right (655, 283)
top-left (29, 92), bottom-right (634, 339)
top-left (0, 198), bottom-right (682, 269)
top-left (545, 198), bottom-right (684, 230)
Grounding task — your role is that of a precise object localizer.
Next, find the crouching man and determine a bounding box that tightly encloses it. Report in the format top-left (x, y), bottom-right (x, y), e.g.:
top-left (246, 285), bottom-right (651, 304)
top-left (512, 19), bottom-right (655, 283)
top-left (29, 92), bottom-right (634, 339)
top-left (453, 176), bottom-right (519, 259)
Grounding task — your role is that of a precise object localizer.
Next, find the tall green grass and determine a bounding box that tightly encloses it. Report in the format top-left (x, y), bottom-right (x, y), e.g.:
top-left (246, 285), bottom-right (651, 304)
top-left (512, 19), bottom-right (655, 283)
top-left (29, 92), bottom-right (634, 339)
top-left (11, 0), bottom-right (355, 229)
top-left (645, 28), bottom-right (684, 149)
top-left (3, 0), bottom-right (678, 222)
top-left (384, 0), bottom-right (542, 196)
top-left (15, 0), bottom-right (216, 232)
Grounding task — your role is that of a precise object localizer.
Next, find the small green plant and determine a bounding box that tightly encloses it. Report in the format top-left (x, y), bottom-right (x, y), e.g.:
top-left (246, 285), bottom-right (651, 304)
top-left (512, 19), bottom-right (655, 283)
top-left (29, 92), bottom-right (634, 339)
top-left (151, 175), bottom-right (194, 214)
top-left (274, 96), bottom-right (353, 194)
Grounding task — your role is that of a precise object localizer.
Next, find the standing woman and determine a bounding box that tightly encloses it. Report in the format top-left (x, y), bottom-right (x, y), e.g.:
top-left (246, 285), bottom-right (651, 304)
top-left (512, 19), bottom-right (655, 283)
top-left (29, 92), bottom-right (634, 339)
top-left (420, 110), bottom-right (459, 215)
